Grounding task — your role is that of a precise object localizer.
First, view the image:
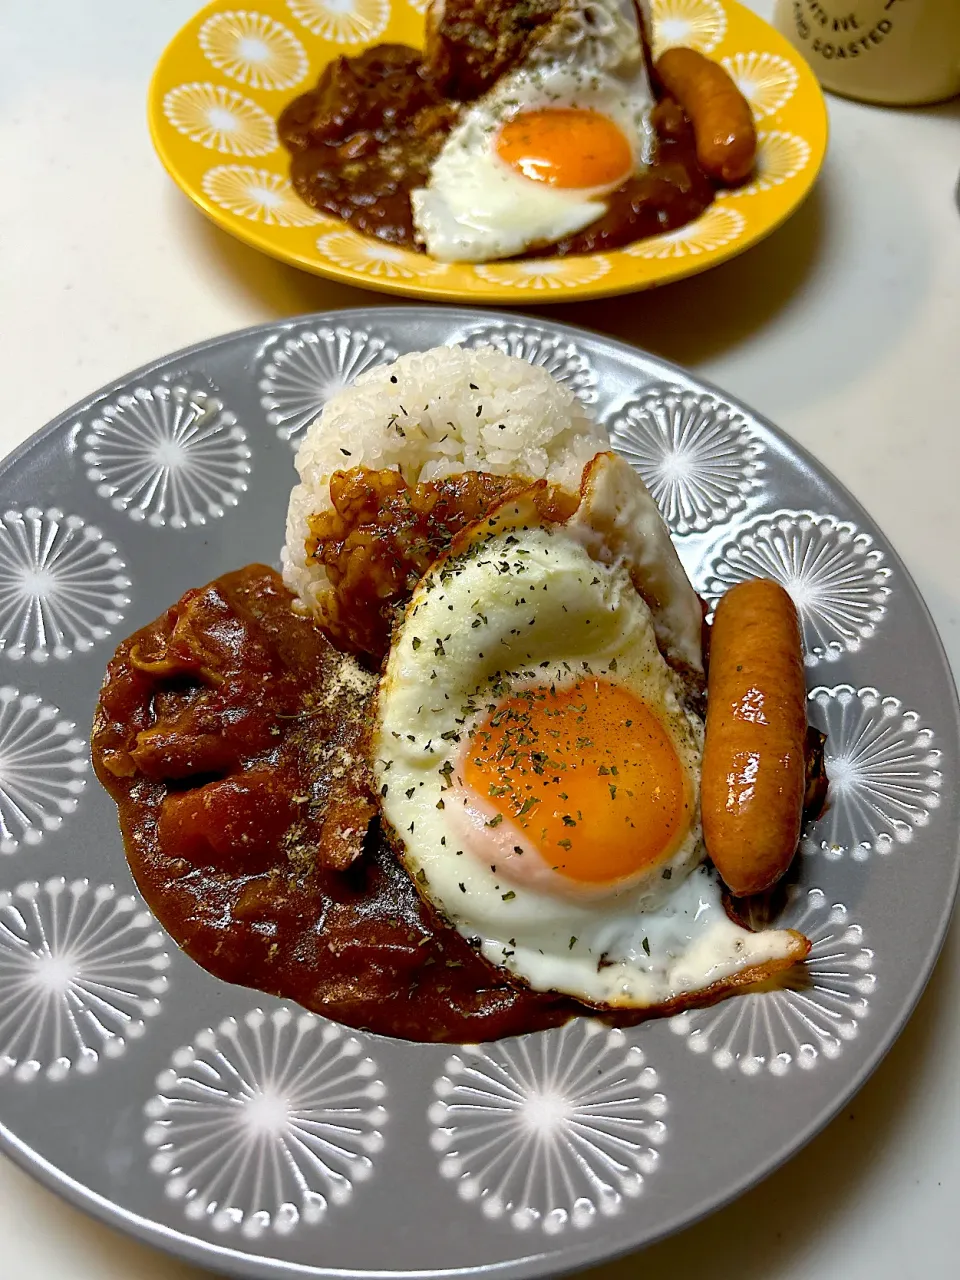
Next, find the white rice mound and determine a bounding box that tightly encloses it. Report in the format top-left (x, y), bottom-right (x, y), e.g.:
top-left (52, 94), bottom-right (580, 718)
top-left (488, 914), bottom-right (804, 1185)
top-left (282, 344), bottom-right (609, 615)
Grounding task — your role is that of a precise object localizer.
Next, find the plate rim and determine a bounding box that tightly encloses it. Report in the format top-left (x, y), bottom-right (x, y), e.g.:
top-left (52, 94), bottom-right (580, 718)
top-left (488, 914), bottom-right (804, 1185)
top-left (145, 0), bottom-right (830, 305)
top-left (0, 306), bottom-right (956, 1280)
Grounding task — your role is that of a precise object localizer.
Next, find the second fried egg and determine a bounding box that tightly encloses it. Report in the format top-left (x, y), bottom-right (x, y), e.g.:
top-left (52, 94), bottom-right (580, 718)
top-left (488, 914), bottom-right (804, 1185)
top-left (411, 0), bottom-right (658, 262)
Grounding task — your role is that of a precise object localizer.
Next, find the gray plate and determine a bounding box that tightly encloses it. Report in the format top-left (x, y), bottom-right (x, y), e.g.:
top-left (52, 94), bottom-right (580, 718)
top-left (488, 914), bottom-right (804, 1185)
top-left (0, 307), bottom-right (956, 1280)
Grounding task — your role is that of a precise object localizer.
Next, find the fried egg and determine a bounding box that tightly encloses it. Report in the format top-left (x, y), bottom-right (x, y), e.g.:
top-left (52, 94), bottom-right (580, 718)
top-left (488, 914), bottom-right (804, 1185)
top-left (412, 0), bottom-right (658, 262)
top-left (372, 471), bottom-right (807, 1010)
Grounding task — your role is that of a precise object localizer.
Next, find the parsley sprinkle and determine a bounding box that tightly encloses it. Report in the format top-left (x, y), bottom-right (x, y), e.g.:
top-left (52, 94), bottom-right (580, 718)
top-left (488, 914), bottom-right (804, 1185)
top-left (642, 937), bottom-right (651, 956)
top-left (486, 814), bottom-right (504, 828)
top-left (501, 891), bottom-right (516, 901)
top-left (412, 636), bottom-right (421, 650)
top-left (568, 936), bottom-right (577, 950)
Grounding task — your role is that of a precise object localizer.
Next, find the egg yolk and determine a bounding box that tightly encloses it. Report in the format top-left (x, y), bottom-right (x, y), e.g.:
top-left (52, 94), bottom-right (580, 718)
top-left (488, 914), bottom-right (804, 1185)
top-left (495, 108), bottom-right (634, 191)
top-left (463, 680), bottom-right (688, 886)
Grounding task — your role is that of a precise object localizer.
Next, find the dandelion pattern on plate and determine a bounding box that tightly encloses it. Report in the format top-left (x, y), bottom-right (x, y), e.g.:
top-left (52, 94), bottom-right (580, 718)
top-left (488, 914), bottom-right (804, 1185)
top-left (460, 324), bottom-right (598, 404)
top-left (804, 685), bottom-right (942, 860)
top-left (286, 0), bottom-right (391, 44)
top-left (203, 165), bottom-right (331, 226)
top-left (0, 688), bottom-right (87, 856)
top-left (703, 510), bottom-right (892, 664)
top-left (0, 878), bottom-right (169, 1083)
top-left (0, 508), bottom-right (130, 663)
top-left (721, 52), bottom-right (799, 120)
top-left (144, 1008), bottom-right (387, 1238)
top-left (259, 326), bottom-right (399, 447)
top-left (473, 256), bottom-right (611, 292)
top-left (429, 1020), bottom-right (667, 1234)
top-left (608, 385), bottom-right (763, 535)
top-left (651, 0), bottom-right (727, 58)
top-left (315, 230), bottom-right (445, 280)
top-left (82, 383), bottom-right (252, 529)
top-left (625, 205), bottom-right (745, 260)
top-left (198, 11), bottom-right (309, 90)
top-left (671, 887), bottom-right (875, 1076)
top-left (721, 131), bottom-right (812, 197)
top-left (162, 83), bottom-right (277, 156)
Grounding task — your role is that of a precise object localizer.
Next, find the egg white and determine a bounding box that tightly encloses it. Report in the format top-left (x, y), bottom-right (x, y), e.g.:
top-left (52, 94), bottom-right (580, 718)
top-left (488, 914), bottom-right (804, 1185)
top-left (372, 514), bottom-right (803, 1009)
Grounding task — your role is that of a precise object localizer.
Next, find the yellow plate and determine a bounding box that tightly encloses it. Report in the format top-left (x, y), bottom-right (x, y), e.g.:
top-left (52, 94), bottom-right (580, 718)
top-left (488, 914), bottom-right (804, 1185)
top-left (148, 0), bottom-right (828, 304)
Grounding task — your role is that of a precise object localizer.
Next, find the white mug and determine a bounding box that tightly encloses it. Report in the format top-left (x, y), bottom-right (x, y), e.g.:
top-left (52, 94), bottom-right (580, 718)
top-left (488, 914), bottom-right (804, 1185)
top-left (772, 0), bottom-right (960, 106)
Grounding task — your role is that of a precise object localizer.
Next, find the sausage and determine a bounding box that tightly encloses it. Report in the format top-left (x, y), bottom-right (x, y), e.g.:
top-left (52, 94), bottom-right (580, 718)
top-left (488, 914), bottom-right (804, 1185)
top-left (701, 579), bottom-right (806, 897)
top-left (655, 47), bottom-right (757, 184)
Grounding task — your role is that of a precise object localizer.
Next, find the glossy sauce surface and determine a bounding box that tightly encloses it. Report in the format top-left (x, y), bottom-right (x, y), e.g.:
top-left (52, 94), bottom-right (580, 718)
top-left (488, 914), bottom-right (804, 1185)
top-left (93, 564), bottom-right (574, 1042)
top-left (278, 45), bottom-right (459, 246)
top-left (277, 49), bottom-right (715, 254)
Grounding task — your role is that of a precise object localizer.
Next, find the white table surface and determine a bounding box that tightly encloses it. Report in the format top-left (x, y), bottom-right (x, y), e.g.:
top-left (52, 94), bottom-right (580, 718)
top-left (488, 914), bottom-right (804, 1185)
top-left (2, 2), bottom-right (959, 1277)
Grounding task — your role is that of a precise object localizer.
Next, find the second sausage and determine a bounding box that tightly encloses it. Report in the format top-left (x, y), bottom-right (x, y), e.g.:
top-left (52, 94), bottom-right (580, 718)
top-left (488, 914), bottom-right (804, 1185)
top-left (656, 46), bottom-right (757, 184)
